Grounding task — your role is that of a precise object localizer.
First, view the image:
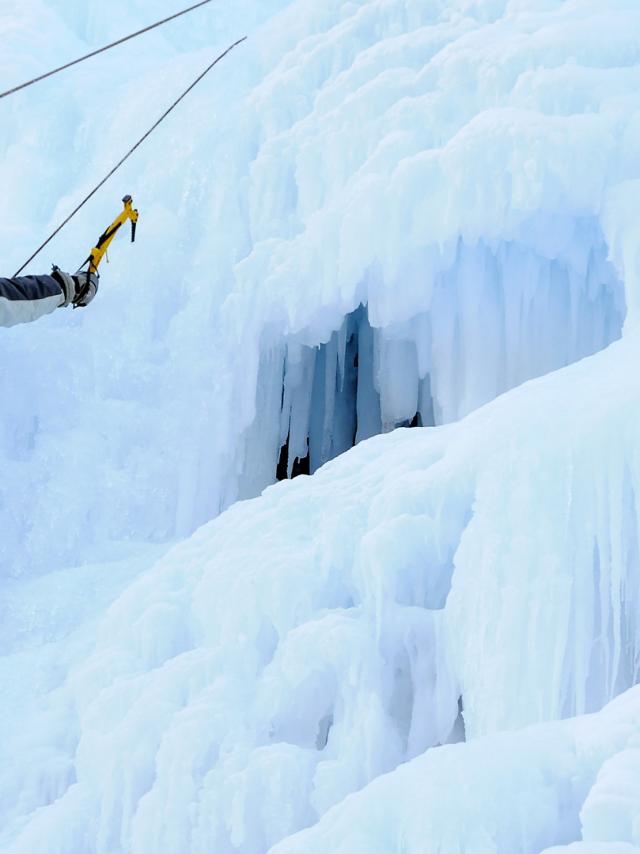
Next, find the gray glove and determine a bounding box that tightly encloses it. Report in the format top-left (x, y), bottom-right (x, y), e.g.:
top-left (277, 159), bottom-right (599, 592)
top-left (72, 268), bottom-right (99, 308)
top-left (51, 266), bottom-right (99, 309)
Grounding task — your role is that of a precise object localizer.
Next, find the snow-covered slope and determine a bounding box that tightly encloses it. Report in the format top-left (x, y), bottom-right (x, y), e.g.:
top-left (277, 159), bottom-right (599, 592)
top-left (3, 0), bottom-right (640, 851)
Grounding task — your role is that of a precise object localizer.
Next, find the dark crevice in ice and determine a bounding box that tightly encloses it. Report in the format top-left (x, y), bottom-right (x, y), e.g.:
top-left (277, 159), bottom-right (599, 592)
top-left (277, 304), bottom-right (429, 482)
top-left (315, 711), bottom-right (334, 750)
top-left (276, 435), bottom-right (310, 481)
top-left (238, 226), bottom-right (625, 497)
top-left (447, 696), bottom-right (467, 744)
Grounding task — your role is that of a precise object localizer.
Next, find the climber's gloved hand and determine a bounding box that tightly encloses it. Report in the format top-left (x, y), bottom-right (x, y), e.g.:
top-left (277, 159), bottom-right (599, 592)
top-left (71, 268), bottom-right (99, 308)
top-left (51, 266), bottom-right (99, 309)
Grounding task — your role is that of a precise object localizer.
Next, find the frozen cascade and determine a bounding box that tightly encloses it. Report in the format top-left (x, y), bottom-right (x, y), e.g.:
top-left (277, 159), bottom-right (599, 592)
top-left (2, 0), bottom-right (640, 851)
top-left (2, 0), bottom-right (640, 574)
top-left (4, 331), bottom-right (640, 853)
top-left (237, 224), bottom-right (623, 492)
top-left (272, 685), bottom-right (640, 854)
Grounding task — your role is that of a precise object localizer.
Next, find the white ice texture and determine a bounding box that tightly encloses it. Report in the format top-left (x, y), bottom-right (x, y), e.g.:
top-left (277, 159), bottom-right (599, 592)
top-left (2, 0), bottom-right (640, 851)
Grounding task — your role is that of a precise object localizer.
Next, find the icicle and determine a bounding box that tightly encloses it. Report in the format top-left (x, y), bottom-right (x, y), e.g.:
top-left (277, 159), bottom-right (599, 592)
top-left (378, 336), bottom-right (419, 430)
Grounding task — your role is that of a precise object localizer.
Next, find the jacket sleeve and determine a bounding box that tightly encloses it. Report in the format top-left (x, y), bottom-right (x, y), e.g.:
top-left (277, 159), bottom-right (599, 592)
top-left (0, 275), bottom-right (64, 328)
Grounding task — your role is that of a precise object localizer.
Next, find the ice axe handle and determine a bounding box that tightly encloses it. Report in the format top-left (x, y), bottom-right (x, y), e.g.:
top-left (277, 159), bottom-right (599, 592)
top-left (131, 220), bottom-right (137, 243)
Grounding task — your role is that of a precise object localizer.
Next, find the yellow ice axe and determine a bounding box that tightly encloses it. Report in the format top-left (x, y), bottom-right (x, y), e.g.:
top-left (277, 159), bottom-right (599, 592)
top-left (84, 195), bottom-right (139, 274)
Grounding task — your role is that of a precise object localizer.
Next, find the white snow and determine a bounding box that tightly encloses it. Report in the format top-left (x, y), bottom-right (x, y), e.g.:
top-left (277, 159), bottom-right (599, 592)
top-left (2, 0), bottom-right (640, 851)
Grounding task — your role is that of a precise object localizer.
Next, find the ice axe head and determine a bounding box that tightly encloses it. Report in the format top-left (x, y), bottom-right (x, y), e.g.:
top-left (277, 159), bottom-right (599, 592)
top-left (122, 195), bottom-right (138, 242)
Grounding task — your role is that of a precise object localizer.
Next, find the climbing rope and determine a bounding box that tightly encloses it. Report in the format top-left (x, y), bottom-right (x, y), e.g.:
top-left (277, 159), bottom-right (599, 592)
top-left (1, 0), bottom-right (217, 100)
top-left (13, 36), bottom-right (247, 276)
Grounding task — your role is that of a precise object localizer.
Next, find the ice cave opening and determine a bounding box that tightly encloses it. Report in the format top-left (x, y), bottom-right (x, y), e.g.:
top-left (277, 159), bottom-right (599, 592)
top-left (238, 225), bottom-right (626, 498)
top-left (275, 305), bottom-right (428, 483)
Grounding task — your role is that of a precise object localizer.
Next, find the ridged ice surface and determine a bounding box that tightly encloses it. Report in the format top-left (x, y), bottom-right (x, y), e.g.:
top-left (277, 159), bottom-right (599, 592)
top-left (274, 686), bottom-right (640, 854)
top-left (0, 0), bottom-right (635, 573)
top-left (3, 0), bottom-right (640, 851)
top-left (3, 333), bottom-right (640, 852)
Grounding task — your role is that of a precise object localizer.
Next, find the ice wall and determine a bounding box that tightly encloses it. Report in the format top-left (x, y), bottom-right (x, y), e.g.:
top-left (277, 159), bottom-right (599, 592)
top-left (3, 1), bottom-right (640, 850)
top-left (3, 328), bottom-right (640, 852)
top-left (239, 227), bottom-right (622, 491)
top-left (2, 0), bottom-right (639, 576)
top-left (273, 686), bottom-right (640, 854)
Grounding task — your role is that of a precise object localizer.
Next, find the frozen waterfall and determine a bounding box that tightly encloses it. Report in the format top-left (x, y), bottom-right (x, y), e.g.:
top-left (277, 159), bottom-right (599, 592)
top-left (2, 0), bottom-right (640, 852)
top-left (238, 224), bottom-right (623, 495)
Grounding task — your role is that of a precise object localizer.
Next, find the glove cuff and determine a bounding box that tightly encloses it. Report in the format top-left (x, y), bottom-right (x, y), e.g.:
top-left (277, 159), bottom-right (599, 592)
top-left (51, 267), bottom-right (77, 307)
